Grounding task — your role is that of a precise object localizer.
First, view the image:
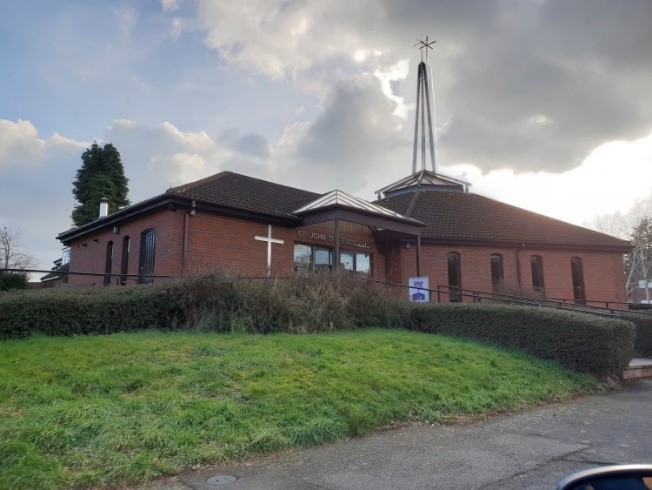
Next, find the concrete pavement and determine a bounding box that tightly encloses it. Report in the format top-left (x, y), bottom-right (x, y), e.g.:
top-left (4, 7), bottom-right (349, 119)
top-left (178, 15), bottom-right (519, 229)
top-left (137, 380), bottom-right (652, 490)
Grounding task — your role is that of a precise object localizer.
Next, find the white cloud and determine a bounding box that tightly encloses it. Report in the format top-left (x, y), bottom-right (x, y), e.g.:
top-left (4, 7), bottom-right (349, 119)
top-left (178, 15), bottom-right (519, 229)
top-left (149, 152), bottom-right (207, 185)
top-left (0, 119), bottom-right (86, 170)
top-left (374, 59), bottom-right (411, 119)
top-left (196, 0), bottom-right (387, 79)
top-left (161, 0), bottom-right (181, 13)
top-left (443, 131), bottom-right (652, 229)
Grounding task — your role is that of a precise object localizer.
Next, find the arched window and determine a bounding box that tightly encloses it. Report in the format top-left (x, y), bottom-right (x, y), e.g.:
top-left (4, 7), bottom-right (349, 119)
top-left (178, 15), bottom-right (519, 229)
top-left (138, 229), bottom-right (156, 284)
top-left (490, 254), bottom-right (504, 293)
top-left (104, 241), bottom-right (113, 286)
top-left (531, 255), bottom-right (545, 291)
top-left (120, 236), bottom-right (130, 285)
top-left (448, 252), bottom-right (462, 302)
top-left (570, 257), bottom-right (586, 304)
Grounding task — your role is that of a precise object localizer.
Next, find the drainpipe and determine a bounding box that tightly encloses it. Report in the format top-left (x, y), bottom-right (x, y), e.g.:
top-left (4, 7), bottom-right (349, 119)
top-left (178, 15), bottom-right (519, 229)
top-left (182, 201), bottom-right (196, 269)
top-left (516, 244), bottom-right (524, 287)
top-left (333, 218), bottom-right (340, 269)
top-left (416, 235), bottom-right (422, 277)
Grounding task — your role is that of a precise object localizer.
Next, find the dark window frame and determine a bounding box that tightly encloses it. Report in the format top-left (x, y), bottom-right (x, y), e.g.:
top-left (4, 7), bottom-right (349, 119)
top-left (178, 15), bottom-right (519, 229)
top-left (120, 236), bottom-right (130, 285)
top-left (531, 255), bottom-right (545, 291)
top-left (448, 251), bottom-right (462, 302)
top-left (104, 241), bottom-right (113, 286)
top-left (138, 229), bottom-right (156, 284)
top-left (490, 253), bottom-right (504, 293)
top-left (570, 256), bottom-right (586, 305)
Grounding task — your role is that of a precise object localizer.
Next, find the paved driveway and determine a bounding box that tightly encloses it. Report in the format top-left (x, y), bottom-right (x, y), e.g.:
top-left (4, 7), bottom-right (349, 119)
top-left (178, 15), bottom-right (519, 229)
top-left (139, 380), bottom-right (652, 490)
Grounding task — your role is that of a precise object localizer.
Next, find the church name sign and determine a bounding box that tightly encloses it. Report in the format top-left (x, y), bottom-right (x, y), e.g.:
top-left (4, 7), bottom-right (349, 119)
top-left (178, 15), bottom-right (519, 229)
top-left (296, 230), bottom-right (372, 250)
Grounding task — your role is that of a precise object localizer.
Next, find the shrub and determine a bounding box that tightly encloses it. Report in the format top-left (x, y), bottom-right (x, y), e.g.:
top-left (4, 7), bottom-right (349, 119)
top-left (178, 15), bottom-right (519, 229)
top-left (0, 272), bottom-right (28, 291)
top-left (0, 270), bottom-right (408, 339)
top-left (0, 271), bottom-right (639, 379)
top-left (0, 286), bottom-right (170, 339)
top-left (628, 303), bottom-right (652, 311)
top-left (166, 271), bottom-right (409, 334)
top-left (407, 303), bottom-right (635, 377)
top-left (618, 312), bottom-right (652, 357)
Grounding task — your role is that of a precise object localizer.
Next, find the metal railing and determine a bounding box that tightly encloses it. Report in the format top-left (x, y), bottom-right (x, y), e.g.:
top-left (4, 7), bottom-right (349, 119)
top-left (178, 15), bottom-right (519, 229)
top-left (433, 284), bottom-right (652, 318)
top-left (3, 268), bottom-right (650, 320)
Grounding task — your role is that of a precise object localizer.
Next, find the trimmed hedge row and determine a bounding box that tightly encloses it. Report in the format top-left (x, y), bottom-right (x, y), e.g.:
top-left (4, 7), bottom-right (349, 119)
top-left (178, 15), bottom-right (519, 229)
top-left (408, 303), bottom-right (635, 376)
top-left (0, 286), bottom-right (172, 339)
top-left (619, 312), bottom-right (652, 357)
top-left (0, 272), bottom-right (638, 377)
top-left (0, 272), bottom-right (28, 291)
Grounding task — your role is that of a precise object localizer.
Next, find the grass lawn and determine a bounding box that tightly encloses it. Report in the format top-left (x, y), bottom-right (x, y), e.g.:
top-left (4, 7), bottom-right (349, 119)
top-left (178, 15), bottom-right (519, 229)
top-left (0, 329), bottom-right (600, 489)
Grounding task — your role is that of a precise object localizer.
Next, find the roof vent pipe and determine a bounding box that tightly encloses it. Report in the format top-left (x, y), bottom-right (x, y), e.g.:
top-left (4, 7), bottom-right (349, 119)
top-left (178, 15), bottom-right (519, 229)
top-left (99, 198), bottom-right (109, 218)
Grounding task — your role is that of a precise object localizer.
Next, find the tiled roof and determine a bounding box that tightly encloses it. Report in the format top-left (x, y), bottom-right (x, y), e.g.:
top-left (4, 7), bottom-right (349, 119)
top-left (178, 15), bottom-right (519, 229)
top-left (167, 171), bottom-right (320, 218)
top-left (376, 190), bottom-right (631, 250)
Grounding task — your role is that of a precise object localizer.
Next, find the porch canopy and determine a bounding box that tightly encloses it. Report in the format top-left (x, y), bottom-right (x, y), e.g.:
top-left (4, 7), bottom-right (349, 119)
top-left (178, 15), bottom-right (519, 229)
top-left (293, 190), bottom-right (426, 274)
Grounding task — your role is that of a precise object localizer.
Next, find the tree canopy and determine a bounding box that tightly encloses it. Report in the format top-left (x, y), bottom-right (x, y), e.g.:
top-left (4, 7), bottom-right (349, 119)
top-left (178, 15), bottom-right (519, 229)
top-left (627, 216), bottom-right (652, 301)
top-left (72, 143), bottom-right (130, 227)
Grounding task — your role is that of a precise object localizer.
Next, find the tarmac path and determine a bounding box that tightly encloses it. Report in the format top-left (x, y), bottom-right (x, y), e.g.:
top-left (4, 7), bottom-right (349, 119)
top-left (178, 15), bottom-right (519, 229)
top-left (138, 380), bottom-right (652, 490)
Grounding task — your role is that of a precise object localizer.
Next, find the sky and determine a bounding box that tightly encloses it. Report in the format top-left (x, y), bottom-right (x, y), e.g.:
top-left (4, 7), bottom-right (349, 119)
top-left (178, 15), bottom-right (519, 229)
top-left (2, 0), bottom-right (652, 273)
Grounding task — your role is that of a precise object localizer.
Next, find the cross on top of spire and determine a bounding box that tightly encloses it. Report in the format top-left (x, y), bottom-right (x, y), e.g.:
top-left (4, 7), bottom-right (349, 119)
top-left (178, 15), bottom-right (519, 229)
top-left (415, 36), bottom-right (435, 62)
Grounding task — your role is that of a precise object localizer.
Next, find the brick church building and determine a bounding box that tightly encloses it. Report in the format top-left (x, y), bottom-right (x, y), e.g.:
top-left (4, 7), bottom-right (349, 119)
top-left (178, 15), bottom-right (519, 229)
top-left (56, 47), bottom-right (631, 304)
top-left (56, 168), bottom-right (630, 304)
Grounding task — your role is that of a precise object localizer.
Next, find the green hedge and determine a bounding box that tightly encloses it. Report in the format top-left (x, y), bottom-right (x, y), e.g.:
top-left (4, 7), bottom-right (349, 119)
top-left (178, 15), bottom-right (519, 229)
top-left (0, 272), bottom-right (28, 291)
top-left (408, 303), bottom-right (635, 376)
top-left (619, 312), bottom-right (652, 357)
top-left (0, 273), bottom-right (639, 377)
top-left (0, 272), bottom-right (407, 339)
top-left (0, 286), bottom-right (179, 339)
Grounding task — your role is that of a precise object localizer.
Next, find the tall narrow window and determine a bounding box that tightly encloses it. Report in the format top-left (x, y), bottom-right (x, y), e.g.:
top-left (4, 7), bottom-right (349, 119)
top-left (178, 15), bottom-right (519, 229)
top-left (448, 252), bottom-right (462, 302)
top-left (104, 241), bottom-right (113, 286)
top-left (490, 254), bottom-right (504, 293)
top-left (120, 236), bottom-right (130, 285)
top-left (531, 255), bottom-right (545, 292)
top-left (138, 229), bottom-right (156, 284)
top-left (570, 257), bottom-right (586, 305)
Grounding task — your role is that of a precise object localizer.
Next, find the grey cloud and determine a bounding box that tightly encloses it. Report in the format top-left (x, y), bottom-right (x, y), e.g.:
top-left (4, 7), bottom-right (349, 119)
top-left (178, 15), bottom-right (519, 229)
top-left (194, 0), bottom-right (652, 175)
top-left (378, 0), bottom-right (652, 172)
top-left (294, 75), bottom-right (411, 191)
top-left (219, 129), bottom-right (270, 158)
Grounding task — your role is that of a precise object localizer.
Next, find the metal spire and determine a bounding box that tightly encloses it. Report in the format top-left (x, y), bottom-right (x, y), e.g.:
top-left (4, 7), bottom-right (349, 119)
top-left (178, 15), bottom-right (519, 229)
top-left (412, 37), bottom-right (437, 175)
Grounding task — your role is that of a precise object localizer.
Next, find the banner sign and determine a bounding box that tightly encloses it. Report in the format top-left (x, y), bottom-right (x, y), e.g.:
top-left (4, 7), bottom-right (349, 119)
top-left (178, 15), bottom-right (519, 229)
top-left (408, 277), bottom-right (429, 302)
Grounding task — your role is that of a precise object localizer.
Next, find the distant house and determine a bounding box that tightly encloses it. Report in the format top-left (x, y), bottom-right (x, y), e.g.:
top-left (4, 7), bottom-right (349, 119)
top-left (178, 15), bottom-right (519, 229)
top-left (631, 280), bottom-right (651, 304)
top-left (39, 249), bottom-right (70, 288)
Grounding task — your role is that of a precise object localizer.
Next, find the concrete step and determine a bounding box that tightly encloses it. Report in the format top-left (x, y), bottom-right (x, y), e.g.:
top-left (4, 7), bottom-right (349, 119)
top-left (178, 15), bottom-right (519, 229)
top-left (622, 358), bottom-right (652, 380)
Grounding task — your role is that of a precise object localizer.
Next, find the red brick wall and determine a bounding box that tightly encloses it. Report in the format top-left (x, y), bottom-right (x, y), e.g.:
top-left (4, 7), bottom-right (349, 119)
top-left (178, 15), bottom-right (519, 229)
top-left (386, 243), bottom-right (626, 306)
top-left (66, 209), bottom-right (626, 306)
top-left (68, 211), bottom-right (383, 283)
top-left (68, 209), bottom-right (184, 286)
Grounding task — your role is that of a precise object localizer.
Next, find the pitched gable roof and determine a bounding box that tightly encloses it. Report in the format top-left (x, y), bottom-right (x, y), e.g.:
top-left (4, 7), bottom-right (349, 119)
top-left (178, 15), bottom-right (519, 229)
top-left (58, 171), bottom-right (321, 243)
top-left (167, 171), bottom-right (320, 218)
top-left (377, 190), bottom-right (631, 251)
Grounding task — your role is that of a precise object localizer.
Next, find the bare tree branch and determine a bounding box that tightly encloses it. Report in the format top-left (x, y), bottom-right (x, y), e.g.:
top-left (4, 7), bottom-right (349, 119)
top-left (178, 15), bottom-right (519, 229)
top-left (1, 226), bottom-right (38, 270)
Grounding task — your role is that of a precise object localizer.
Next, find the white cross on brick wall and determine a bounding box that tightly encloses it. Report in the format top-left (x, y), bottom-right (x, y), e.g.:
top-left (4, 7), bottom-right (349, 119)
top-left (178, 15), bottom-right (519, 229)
top-left (254, 225), bottom-right (284, 276)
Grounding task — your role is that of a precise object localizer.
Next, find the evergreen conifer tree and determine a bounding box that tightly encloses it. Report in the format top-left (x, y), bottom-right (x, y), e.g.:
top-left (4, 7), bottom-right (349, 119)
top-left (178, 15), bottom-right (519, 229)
top-left (71, 143), bottom-right (130, 226)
